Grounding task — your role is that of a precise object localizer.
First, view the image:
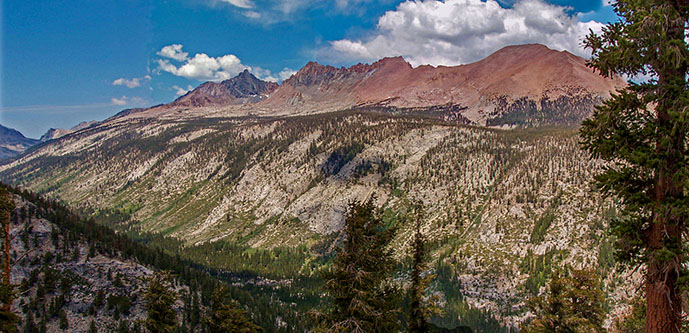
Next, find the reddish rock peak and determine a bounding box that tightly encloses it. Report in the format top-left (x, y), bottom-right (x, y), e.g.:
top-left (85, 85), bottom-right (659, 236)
top-left (371, 56), bottom-right (410, 68)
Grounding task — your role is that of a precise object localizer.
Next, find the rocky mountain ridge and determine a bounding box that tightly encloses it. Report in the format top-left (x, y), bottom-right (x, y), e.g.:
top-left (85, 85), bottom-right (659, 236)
top-left (171, 69), bottom-right (278, 108)
top-left (0, 125), bottom-right (39, 161)
top-left (119, 44), bottom-right (625, 128)
top-left (39, 121), bottom-right (98, 142)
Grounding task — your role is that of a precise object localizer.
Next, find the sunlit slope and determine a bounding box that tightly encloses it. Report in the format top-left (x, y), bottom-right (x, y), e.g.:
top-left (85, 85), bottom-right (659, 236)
top-left (0, 112), bottom-right (638, 324)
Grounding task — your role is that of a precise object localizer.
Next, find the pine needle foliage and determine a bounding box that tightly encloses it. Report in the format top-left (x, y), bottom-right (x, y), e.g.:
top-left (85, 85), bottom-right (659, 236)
top-left (579, 0), bottom-right (689, 330)
top-left (144, 271), bottom-right (178, 333)
top-left (408, 203), bottom-right (441, 333)
top-left (203, 285), bottom-right (261, 333)
top-left (522, 268), bottom-right (605, 333)
top-left (0, 188), bottom-right (17, 332)
top-left (314, 197), bottom-right (400, 332)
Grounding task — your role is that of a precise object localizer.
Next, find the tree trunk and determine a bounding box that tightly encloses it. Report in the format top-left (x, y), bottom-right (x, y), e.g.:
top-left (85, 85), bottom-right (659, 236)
top-left (645, 6), bottom-right (687, 328)
top-left (645, 219), bottom-right (682, 332)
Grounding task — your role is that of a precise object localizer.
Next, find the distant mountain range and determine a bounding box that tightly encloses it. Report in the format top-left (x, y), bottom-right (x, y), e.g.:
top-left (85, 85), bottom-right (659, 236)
top-left (2, 44), bottom-right (625, 162)
top-left (39, 120), bottom-right (98, 142)
top-left (0, 121), bottom-right (98, 161)
top-left (0, 44), bottom-right (638, 328)
top-left (0, 125), bottom-right (39, 161)
top-left (115, 43), bottom-right (624, 127)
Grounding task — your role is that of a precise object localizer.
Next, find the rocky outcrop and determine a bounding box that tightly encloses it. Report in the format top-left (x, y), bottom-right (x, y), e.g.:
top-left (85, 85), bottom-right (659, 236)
top-left (170, 70), bottom-right (278, 108)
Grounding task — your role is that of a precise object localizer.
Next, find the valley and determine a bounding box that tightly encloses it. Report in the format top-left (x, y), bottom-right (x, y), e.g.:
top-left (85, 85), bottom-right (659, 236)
top-left (0, 110), bottom-right (639, 329)
top-left (0, 44), bottom-right (640, 331)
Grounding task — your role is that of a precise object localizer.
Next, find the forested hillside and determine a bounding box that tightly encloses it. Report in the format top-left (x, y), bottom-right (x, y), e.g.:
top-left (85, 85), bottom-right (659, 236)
top-left (3, 185), bottom-right (310, 332)
top-left (0, 110), bottom-right (641, 328)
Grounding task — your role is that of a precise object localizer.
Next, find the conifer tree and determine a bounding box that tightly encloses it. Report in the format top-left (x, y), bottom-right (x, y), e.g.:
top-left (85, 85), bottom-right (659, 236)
top-left (580, 0), bottom-right (689, 330)
top-left (408, 204), bottom-right (439, 333)
top-left (0, 188), bottom-right (17, 332)
top-left (315, 197), bottom-right (400, 332)
top-left (203, 285), bottom-right (260, 333)
top-left (615, 296), bottom-right (646, 332)
top-left (522, 268), bottom-right (605, 332)
top-left (144, 271), bottom-right (178, 333)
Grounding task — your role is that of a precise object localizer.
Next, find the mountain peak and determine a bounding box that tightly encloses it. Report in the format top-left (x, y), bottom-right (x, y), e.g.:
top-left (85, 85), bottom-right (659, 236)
top-left (170, 70), bottom-right (278, 108)
top-left (0, 124), bottom-right (39, 161)
top-left (237, 68), bottom-right (254, 78)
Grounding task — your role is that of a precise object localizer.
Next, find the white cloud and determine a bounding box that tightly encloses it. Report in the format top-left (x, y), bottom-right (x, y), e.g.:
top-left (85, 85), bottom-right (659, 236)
top-left (112, 75), bottom-right (151, 88)
top-left (278, 68), bottom-right (297, 81)
top-left (326, 0), bottom-right (605, 67)
top-left (157, 44), bottom-right (189, 62)
top-left (172, 85), bottom-right (195, 96)
top-left (221, 0), bottom-right (255, 8)
top-left (249, 66), bottom-right (297, 82)
top-left (156, 45), bottom-right (248, 81)
top-left (111, 97), bottom-right (128, 105)
top-left (111, 96), bottom-right (146, 106)
top-left (155, 44), bottom-right (294, 83)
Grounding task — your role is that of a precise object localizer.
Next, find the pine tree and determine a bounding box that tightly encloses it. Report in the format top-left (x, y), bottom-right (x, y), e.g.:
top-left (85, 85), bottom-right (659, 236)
top-left (522, 268), bottom-right (605, 332)
top-left (580, 0), bottom-right (689, 331)
top-left (203, 285), bottom-right (260, 333)
top-left (615, 296), bottom-right (646, 332)
top-left (314, 197), bottom-right (400, 332)
top-left (88, 320), bottom-right (98, 333)
top-left (0, 188), bottom-right (17, 332)
top-left (408, 204), bottom-right (439, 333)
top-left (144, 271), bottom-right (178, 333)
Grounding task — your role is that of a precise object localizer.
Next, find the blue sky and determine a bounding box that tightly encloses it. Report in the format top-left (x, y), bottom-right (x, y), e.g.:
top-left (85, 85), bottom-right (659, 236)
top-left (1, 0), bottom-right (618, 138)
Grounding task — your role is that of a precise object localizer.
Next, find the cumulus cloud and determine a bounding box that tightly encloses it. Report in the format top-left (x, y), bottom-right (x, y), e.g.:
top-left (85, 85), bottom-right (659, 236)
top-left (111, 96), bottom-right (146, 106)
top-left (112, 75), bottom-right (151, 88)
top-left (277, 68), bottom-right (298, 81)
top-left (249, 67), bottom-right (297, 82)
top-left (172, 85), bottom-right (195, 96)
top-left (157, 44), bottom-right (189, 62)
top-left (155, 44), bottom-right (295, 82)
top-left (111, 97), bottom-right (128, 105)
top-left (156, 45), bottom-right (248, 81)
top-left (326, 0), bottom-right (605, 66)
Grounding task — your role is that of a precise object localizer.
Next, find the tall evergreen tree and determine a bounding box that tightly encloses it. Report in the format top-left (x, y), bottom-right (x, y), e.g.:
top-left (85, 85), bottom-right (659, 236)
top-left (0, 188), bottom-right (17, 332)
top-left (580, 0), bottom-right (689, 331)
top-left (144, 271), bottom-right (178, 333)
top-left (203, 285), bottom-right (260, 333)
top-left (408, 204), bottom-right (439, 333)
top-left (314, 197), bottom-right (400, 332)
top-left (522, 268), bottom-right (605, 332)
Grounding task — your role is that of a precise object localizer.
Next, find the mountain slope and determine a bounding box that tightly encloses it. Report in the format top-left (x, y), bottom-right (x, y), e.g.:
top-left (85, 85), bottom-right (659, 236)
top-left (6, 186), bottom-right (311, 331)
top-left (0, 112), bottom-right (640, 326)
top-left (258, 44), bottom-right (624, 126)
top-left (39, 121), bottom-right (98, 142)
top-left (170, 70), bottom-right (278, 108)
top-left (117, 44), bottom-right (624, 128)
top-left (0, 125), bottom-right (39, 161)
top-left (0, 43), bottom-right (637, 328)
